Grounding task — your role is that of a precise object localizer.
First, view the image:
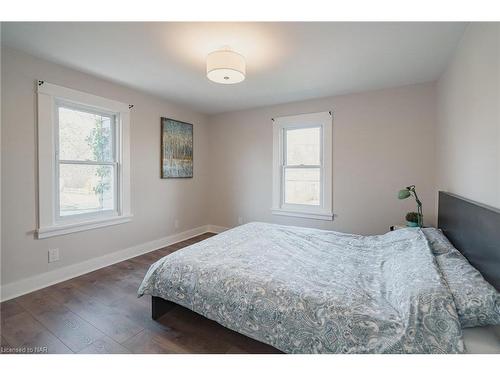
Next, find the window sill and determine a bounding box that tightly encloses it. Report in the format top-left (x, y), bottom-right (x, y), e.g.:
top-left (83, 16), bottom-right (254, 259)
top-left (37, 214), bottom-right (133, 239)
top-left (271, 208), bottom-right (333, 221)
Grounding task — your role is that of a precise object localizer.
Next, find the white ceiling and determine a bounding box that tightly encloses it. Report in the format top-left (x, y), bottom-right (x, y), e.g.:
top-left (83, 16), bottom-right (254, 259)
top-left (2, 22), bottom-right (467, 114)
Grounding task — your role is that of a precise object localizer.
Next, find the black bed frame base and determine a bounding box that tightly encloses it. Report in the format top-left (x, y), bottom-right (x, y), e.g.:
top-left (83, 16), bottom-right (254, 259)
top-left (151, 296), bottom-right (177, 320)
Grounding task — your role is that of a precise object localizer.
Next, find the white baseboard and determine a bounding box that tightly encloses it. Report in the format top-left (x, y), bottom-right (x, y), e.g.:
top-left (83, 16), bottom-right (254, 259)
top-left (206, 224), bottom-right (229, 233)
top-left (0, 224), bottom-right (226, 302)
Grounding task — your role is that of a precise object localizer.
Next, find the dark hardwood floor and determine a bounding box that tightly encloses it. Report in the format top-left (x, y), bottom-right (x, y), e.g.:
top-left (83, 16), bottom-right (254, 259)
top-left (0, 233), bottom-right (281, 354)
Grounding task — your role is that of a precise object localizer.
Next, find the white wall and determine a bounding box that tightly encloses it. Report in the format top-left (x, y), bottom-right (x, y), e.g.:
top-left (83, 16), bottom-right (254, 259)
top-left (1, 40), bottom-right (453, 297)
top-left (207, 83), bottom-right (437, 235)
top-left (0, 25), bottom-right (2, 295)
top-left (437, 23), bottom-right (500, 209)
top-left (1, 47), bottom-right (210, 290)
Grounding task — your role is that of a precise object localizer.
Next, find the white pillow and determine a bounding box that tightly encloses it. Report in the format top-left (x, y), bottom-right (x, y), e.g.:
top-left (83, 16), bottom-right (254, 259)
top-left (423, 228), bottom-right (500, 328)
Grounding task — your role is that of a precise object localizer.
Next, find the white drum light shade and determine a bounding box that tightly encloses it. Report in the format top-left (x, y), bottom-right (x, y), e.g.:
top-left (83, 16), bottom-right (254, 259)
top-left (206, 50), bottom-right (246, 84)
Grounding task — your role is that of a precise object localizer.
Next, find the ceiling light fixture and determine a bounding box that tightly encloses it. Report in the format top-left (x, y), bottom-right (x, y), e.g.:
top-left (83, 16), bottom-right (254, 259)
top-left (206, 49), bottom-right (246, 84)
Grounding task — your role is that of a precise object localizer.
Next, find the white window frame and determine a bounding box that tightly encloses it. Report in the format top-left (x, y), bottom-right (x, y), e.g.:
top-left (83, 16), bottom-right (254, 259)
top-left (272, 111), bottom-right (333, 220)
top-left (37, 81), bottom-right (132, 238)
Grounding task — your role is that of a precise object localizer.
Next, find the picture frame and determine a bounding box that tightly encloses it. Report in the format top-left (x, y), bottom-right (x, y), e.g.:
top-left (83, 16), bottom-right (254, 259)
top-left (161, 117), bottom-right (193, 178)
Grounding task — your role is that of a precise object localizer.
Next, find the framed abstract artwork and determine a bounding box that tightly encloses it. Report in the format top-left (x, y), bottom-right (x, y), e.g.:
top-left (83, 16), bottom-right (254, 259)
top-left (161, 117), bottom-right (193, 178)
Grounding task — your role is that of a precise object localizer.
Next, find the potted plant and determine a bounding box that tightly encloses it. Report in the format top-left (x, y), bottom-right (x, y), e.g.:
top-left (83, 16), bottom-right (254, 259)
top-left (405, 212), bottom-right (422, 227)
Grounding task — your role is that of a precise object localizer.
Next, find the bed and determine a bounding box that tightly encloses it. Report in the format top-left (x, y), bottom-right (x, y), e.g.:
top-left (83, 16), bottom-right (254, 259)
top-left (138, 192), bottom-right (500, 353)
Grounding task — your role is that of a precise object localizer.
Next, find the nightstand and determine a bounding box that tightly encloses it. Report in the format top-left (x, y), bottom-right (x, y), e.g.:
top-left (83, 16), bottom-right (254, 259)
top-left (390, 225), bottom-right (407, 231)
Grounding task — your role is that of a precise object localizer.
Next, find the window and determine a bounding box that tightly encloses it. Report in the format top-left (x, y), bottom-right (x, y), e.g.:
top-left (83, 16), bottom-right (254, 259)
top-left (57, 104), bottom-right (117, 218)
top-left (37, 81), bottom-right (131, 238)
top-left (272, 111), bottom-right (333, 220)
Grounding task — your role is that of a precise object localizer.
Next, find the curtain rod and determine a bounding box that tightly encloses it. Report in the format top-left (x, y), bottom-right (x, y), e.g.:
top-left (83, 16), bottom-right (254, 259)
top-left (271, 110), bottom-right (332, 122)
top-left (37, 80), bottom-right (134, 110)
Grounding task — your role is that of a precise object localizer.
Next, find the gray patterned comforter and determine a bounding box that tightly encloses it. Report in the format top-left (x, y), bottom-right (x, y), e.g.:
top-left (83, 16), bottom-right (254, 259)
top-left (138, 222), bottom-right (465, 353)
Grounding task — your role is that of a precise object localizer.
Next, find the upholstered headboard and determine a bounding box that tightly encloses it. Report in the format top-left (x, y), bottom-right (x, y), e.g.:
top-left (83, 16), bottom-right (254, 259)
top-left (438, 191), bottom-right (500, 291)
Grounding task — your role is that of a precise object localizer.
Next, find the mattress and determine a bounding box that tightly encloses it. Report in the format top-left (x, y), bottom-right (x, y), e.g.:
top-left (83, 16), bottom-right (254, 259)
top-left (138, 222), bottom-right (465, 353)
top-left (462, 325), bottom-right (500, 353)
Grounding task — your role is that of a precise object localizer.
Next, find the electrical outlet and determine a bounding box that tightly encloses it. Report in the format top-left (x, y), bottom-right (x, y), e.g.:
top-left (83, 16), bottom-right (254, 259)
top-left (174, 219), bottom-right (179, 229)
top-left (48, 248), bottom-right (59, 263)
top-left (238, 217), bottom-right (243, 225)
